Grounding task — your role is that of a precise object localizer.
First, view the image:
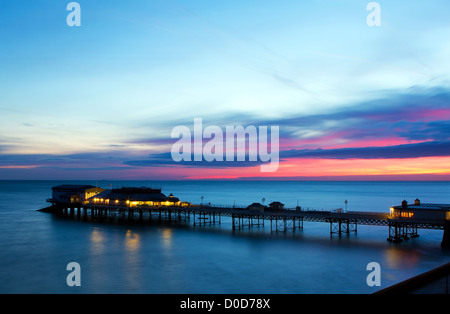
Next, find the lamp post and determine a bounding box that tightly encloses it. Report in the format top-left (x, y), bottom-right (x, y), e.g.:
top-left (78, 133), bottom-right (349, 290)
top-left (344, 200), bottom-right (348, 212)
top-left (201, 195), bottom-right (204, 205)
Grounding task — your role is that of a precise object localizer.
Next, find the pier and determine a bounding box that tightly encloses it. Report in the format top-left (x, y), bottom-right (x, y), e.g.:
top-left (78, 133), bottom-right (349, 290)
top-left (41, 197), bottom-right (450, 249)
top-left (38, 185), bottom-right (450, 248)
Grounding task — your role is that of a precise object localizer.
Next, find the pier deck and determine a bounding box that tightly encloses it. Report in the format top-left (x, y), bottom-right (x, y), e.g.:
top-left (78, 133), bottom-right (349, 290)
top-left (42, 200), bottom-right (449, 247)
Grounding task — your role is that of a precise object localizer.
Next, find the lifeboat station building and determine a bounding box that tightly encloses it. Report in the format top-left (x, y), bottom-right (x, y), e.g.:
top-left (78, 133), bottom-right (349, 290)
top-left (390, 199), bottom-right (450, 224)
top-left (389, 199), bottom-right (450, 247)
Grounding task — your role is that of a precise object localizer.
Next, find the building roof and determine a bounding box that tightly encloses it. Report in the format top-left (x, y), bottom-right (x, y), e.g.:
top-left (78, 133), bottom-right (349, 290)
top-left (393, 203), bottom-right (450, 211)
top-left (247, 203), bottom-right (266, 209)
top-left (52, 185), bottom-right (97, 191)
top-left (269, 201), bottom-right (285, 205)
top-left (112, 187), bottom-right (162, 194)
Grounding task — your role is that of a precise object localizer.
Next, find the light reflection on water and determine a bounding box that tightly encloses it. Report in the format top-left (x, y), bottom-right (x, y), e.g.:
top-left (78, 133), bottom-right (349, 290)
top-left (90, 228), bottom-right (104, 255)
top-left (384, 246), bottom-right (421, 270)
top-left (125, 230), bottom-right (141, 252)
top-left (162, 229), bottom-right (173, 249)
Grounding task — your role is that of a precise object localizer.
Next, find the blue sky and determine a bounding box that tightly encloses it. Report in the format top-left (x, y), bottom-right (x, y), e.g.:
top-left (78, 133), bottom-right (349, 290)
top-left (1, 1), bottom-right (450, 179)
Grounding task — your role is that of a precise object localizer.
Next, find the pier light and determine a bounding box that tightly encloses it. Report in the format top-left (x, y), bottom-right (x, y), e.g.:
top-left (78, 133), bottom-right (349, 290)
top-left (115, 200), bottom-right (119, 204)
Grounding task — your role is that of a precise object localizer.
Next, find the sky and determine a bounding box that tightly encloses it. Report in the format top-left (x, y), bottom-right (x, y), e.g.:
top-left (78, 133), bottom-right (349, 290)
top-left (1, 0), bottom-right (450, 180)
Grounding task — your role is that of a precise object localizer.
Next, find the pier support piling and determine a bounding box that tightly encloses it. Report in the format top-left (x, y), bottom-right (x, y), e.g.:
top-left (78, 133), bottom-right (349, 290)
top-left (388, 222), bottom-right (419, 243)
top-left (330, 219), bottom-right (357, 237)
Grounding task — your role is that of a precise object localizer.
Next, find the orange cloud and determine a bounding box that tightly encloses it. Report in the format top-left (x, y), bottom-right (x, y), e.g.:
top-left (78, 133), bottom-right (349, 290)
top-left (175, 156), bottom-right (450, 180)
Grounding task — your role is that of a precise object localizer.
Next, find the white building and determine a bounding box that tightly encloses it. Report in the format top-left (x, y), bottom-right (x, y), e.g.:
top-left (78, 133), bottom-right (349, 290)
top-left (51, 185), bottom-right (105, 204)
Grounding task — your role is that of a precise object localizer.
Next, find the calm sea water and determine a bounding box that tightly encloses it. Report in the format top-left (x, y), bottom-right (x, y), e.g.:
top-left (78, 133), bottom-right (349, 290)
top-left (0, 180), bottom-right (449, 294)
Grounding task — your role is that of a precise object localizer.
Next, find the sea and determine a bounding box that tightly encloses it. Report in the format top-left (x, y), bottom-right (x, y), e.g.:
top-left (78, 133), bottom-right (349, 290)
top-left (0, 180), bottom-right (449, 294)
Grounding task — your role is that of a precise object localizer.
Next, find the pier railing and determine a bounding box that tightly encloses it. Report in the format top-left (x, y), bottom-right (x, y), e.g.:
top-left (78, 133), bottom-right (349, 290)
top-left (76, 202), bottom-right (391, 225)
